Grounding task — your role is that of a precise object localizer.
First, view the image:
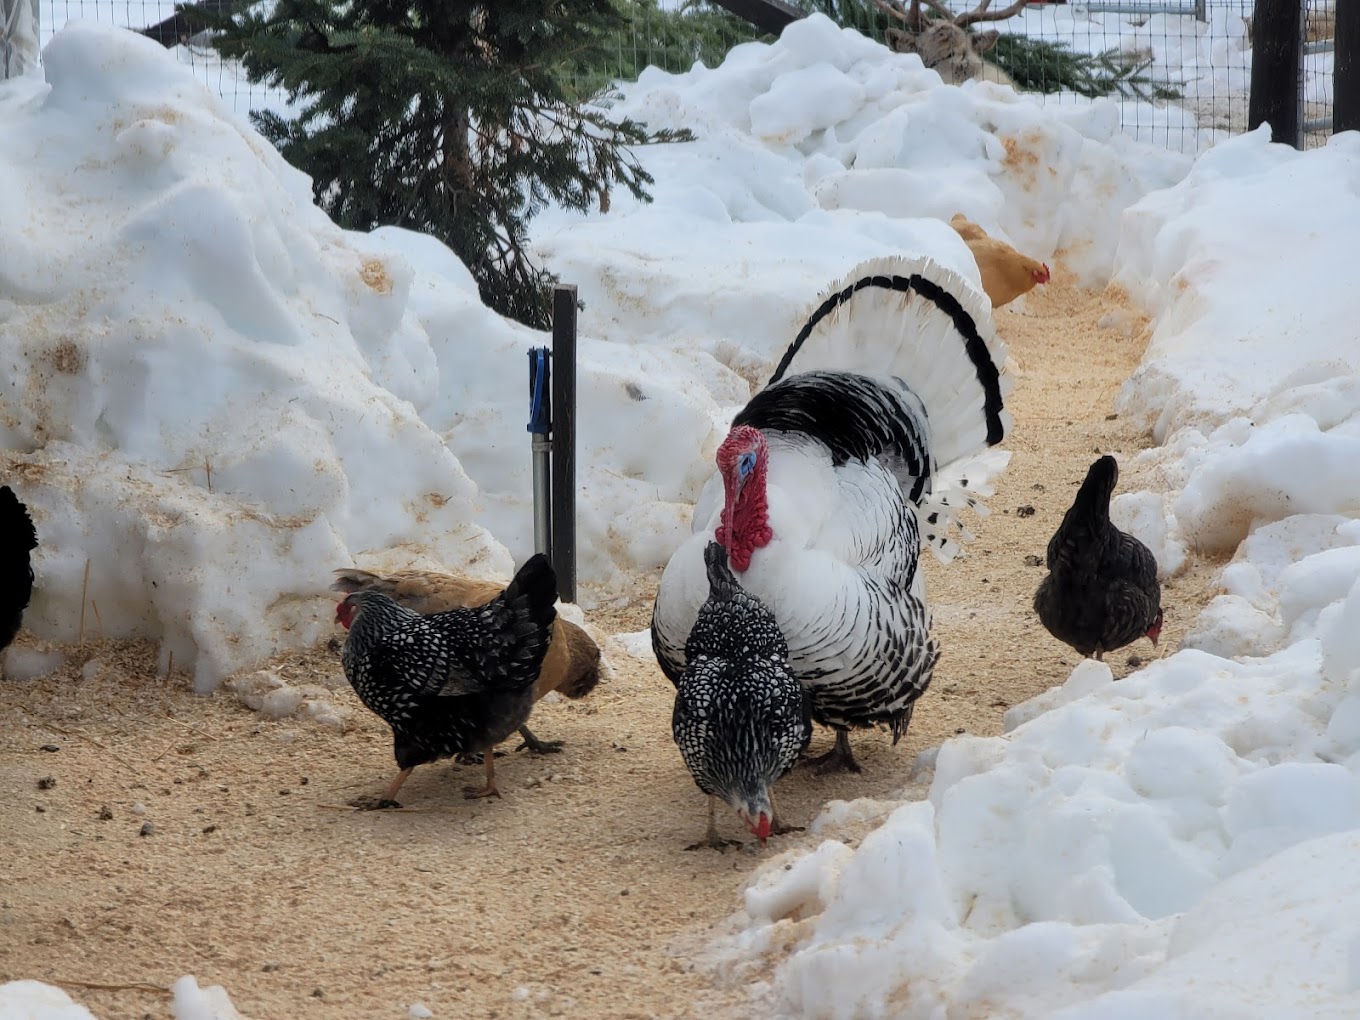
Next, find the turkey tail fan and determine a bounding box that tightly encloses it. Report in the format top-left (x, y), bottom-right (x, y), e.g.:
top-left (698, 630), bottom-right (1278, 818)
top-left (770, 255), bottom-right (1013, 473)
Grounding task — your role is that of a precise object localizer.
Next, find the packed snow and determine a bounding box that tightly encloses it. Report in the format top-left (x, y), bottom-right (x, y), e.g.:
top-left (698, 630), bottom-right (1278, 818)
top-left (0, 15), bottom-right (1189, 692)
top-left (1, 6), bottom-right (1356, 1020)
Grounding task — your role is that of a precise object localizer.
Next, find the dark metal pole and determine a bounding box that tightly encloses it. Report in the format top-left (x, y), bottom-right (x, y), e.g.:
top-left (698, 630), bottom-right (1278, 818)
top-left (1248, 0), bottom-right (1303, 147)
top-left (1336, 0), bottom-right (1360, 134)
top-left (550, 286), bottom-right (577, 604)
top-left (707, 0), bottom-right (804, 35)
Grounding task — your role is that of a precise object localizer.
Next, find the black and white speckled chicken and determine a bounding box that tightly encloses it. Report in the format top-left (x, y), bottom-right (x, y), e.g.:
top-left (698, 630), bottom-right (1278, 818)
top-left (0, 485), bottom-right (37, 664)
top-left (330, 565), bottom-right (603, 756)
top-left (672, 542), bottom-right (812, 851)
top-left (336, 553), bottom-right (558, 808)
top-left (1034, 455), bottom-right (1163, 661)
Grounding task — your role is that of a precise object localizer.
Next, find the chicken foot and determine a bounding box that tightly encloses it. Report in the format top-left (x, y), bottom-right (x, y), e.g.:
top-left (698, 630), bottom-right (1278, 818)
top-left (462, 754), bottom-right (502, 800)
top-left (514, 724), bottom-right (564, 755)
top-left (349, 767), bottom-right (414, 810)
top-left (685, 796), bottom-right (741, 852)
top-left (803, 729), bottom-right (863, 775)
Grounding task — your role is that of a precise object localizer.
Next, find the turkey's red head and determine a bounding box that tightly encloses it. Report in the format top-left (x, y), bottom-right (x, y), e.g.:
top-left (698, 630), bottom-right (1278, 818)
top-left (335, 597), bottom-right (358, 630)
top-left (715, 425), bottom-right (772, 573)
top-left (1146, 608), bottom-right (1164, 647)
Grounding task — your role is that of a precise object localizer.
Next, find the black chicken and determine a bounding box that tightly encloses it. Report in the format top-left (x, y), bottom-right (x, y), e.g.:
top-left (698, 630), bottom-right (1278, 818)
top-left (1034, 455), bottom-right (1163, 662)
top-left (0, 485), bottom-right (38, 662)
top-left (672, 542), bottom-right (812, 851)
top-left (336, 553), bottom-right (558, 808)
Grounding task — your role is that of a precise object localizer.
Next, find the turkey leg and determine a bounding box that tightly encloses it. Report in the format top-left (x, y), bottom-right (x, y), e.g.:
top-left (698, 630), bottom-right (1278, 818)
top-left (804, 729), bottom-right (863, 774)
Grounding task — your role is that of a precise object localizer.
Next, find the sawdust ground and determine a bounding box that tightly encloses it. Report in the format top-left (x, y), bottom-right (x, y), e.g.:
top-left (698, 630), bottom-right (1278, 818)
top-left (0, 272), bottom-right (1225, 1019)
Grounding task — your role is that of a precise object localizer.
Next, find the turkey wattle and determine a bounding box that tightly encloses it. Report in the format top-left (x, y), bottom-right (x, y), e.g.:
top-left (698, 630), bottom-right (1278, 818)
top-left (651, 255), bottom-right (1013, 772)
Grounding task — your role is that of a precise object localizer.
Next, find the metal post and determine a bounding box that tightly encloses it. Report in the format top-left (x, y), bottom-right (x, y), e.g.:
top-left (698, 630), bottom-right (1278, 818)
top-left (1337, 0), bottom-right (1360, 134)
top-left (526, 347), bottom-right (553, 560)
top-left (1248, 0), bottom-right (1304, 146)
top-left (550, 286), bottom-right (577, 605)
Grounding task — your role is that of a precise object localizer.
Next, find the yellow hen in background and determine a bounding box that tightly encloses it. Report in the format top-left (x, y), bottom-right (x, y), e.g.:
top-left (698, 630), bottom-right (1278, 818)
top-left (950, 213), bottom-right (1051, 308)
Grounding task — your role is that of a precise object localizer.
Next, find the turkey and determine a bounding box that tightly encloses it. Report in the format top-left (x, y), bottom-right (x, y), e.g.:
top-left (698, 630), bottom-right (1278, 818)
top-left (652, 255), bottom-right (1012, 773)
top-left (1034, 455), bottom-right (1163, 661)
top-left (672, 542), bottom-right (812, 851)
top-left (337, 553), bottom-right (558, 807)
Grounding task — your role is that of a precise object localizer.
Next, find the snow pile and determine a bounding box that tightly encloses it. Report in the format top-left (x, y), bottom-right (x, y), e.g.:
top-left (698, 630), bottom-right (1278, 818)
top-left (0, 24), bottom-right (515, 689)
top-left (715, 131), bottom-right (1360, 1017)
top-left (1, 18), bottom-right (1191, 690)
top-left (536, 13), bottom-right (1191, 331)
top-left (1116, 129), bottom-right (1360, 554)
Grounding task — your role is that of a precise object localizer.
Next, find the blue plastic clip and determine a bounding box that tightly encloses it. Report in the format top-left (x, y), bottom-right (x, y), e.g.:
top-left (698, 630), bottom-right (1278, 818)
top-left (527, 347), bottom-right (551, 435)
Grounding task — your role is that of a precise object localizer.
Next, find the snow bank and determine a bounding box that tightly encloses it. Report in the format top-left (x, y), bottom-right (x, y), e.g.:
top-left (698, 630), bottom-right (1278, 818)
top-left (0, 18), bottom-right (1194, 689)
top-left (716, 127), bottom-right (1360, 1017)
top-left (0, 24), bottom-right (515, 689)
top-left (537, 13), bottom-right (1190, 335)
top-left (1115, 129), bottom-right (1360, 553)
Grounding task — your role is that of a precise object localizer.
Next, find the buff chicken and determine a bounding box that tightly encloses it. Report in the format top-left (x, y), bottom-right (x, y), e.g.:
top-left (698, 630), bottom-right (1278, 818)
top-left (950, 213), bottom-right (1051, 308)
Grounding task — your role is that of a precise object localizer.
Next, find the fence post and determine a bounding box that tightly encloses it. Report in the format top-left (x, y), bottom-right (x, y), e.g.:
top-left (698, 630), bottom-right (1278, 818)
top-left (550, 286), bottom-right (577, 605)
top-left (1248, 0), bottom-right (1304, 146)
top-left (1, 0), bottom-right (39, 79)
top-left (1337, 0), bottom-right (1360, 134)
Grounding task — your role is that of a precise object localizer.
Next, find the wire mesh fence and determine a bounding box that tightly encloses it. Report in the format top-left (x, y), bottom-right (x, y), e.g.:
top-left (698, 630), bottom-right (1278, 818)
top-left (23, 0), bottom-right (1339, 154)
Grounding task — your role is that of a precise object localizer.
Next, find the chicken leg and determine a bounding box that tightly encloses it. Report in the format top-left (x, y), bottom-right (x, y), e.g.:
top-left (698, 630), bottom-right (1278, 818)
top-left (350, 767), bottom-right (413, 810)
top-left (685, 796), bottom-right (741, 852)
top-left (462, 754), bottom-right (502, 800)
top-left (803, 729), bottom-right (863, 774)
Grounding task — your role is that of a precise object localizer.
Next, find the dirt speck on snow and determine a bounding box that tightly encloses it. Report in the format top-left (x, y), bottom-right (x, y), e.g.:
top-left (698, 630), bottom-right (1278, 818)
top-left (0, 272), bottom-right (1223, 1018)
